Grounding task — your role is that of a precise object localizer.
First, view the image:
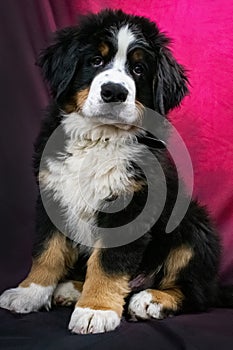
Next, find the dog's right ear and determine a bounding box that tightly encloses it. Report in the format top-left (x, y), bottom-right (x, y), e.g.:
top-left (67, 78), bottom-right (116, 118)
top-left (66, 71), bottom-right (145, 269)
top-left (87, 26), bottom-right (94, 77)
top-left (37, 27), bottom-right (80, 102)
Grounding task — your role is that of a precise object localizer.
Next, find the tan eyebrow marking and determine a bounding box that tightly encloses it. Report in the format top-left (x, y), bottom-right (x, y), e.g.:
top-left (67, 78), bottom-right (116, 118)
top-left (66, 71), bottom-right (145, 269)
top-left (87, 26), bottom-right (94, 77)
top-left (99, 42), bottom-right (109, 57)
top-left (131, 49), bottom-right (144, 61)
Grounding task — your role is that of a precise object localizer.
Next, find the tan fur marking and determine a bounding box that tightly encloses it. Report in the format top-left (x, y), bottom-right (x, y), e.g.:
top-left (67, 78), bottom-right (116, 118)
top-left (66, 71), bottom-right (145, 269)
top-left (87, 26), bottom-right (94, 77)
top-left (71, 280), bottom-right (84, 293)
top-left (76, 249), bottom-right (130, 317)
top-left (135, 100), bottom-right (144, 121)
top-left (64, 88), bottom-right (90, 113)
top-left (76, 88), bottom-right (90, 111)
top-left (38, 170), bottom-right (50, 185)
top-left (20, 233), bottom-right (77, 287)
top-left (127, 179), bottom-right (145, 193)
top-left (99, 42), bottom-right (109, 57)
top-left (147, 288), bottom-right (184, 311)
top-left (64, 99), bottom-right (77, 114)
top-left (132, 49), bottom-right (144, 61)
top-left (160, 245), bottom-right (193, 289)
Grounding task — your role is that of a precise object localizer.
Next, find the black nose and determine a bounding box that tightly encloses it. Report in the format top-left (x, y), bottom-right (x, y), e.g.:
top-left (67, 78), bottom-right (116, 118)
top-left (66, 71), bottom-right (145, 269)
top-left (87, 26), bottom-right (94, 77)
top-left (101, 83), bottom-right (128, 103)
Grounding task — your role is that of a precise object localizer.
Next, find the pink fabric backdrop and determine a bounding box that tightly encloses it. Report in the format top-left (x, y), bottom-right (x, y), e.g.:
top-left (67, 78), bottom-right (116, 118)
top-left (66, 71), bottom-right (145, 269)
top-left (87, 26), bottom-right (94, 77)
top-left (42, 0), bottom-right (233, 283)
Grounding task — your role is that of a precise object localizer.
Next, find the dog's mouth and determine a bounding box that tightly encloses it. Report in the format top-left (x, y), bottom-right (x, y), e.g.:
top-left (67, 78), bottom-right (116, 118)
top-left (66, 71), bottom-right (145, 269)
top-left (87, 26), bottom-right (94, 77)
top-left (81, 112), bottom-right (137, 131)
top-left (81, 99), bottom-right (143, 130)
top-left (94, 116), bottom-right (136, 131)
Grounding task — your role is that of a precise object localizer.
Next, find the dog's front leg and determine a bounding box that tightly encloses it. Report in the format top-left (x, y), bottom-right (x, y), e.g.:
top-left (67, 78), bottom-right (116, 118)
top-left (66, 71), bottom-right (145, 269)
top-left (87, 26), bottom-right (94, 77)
top-left (68, 249), bottom-right (130, 334)
top-left (0, 232), bottom-right (77, 313)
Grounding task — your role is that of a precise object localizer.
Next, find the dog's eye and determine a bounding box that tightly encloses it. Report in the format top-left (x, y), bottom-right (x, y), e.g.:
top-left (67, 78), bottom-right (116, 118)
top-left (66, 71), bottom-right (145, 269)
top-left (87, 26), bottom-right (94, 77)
top-left (91, 56), bottom-right (104, 68)
top-left (133, 64), bottom-right (144, 76)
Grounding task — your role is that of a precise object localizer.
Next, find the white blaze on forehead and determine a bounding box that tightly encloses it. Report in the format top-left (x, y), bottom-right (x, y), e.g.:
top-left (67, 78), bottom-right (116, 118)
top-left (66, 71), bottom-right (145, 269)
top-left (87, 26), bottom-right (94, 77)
top-left (113, 25), bottom-right (135, 70)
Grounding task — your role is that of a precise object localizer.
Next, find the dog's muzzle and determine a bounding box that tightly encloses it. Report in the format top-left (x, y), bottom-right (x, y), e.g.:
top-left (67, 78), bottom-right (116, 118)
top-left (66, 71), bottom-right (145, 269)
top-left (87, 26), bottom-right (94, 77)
top-left (81, 68), bottom-right (138, 123)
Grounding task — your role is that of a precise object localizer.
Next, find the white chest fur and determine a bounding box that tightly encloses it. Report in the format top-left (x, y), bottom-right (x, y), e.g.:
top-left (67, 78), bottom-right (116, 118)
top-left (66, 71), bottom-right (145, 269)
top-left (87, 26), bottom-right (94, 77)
top-left (39, 113), bottom-right (145, 246)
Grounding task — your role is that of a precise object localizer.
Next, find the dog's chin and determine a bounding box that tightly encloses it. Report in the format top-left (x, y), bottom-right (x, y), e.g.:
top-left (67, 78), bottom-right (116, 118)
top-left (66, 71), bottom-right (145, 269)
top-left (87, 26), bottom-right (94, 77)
top-left (81, 103), bottom-right (141, 130)
top-left (88, 114), bottom-right (138, 131)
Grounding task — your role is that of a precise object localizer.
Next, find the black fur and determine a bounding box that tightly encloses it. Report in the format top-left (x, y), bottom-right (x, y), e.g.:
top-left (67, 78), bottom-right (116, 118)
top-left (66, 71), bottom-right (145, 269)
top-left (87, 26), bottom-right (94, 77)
top-left (155, 48), bottom-right (188, 114)
top-left (33, 9), bottom-right (232, 315)
top-left (98, 146), bottom-right (221, 311)
top-left (38, 9), bottom-right (188, 114)
top-left (37, 28), bottom-right (80, 101)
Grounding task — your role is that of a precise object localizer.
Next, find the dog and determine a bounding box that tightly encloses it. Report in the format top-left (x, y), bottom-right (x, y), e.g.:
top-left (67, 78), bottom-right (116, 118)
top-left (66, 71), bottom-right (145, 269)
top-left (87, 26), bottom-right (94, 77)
top-left (0, 9), bottom-right (232, 334)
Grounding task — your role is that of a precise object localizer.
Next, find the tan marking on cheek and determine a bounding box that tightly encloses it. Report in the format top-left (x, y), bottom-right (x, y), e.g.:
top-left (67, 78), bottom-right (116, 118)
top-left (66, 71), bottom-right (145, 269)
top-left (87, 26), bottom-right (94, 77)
top-left (147, 288), bottom-right (184, 311)
top-left (160, 245), bottom-right (193, 289)
top-left (64, 88), bottom-right (90, 113)
top-left (99, 42), bottom-right (109, 57)
top-left (64, 99), bottom-right (77, 114)
top-left (76, 249), bottom-right (130, 317)
top-left (20, 233), bottom-right (78, 287)
top-left (76, 88), bottom-right (90, 111)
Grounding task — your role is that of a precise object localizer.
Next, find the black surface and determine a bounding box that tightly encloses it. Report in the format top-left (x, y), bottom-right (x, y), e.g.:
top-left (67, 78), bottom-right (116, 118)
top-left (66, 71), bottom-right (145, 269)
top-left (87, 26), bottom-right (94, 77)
top-left (0, 307), bottom-right (233, 350)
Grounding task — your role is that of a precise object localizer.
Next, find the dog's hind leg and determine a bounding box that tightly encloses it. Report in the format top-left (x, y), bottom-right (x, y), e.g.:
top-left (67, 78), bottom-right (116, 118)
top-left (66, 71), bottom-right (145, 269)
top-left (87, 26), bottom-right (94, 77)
top-left (53, 280), bottom-right (83, 306)
top-left (128, 288), bottom-right (183, 320)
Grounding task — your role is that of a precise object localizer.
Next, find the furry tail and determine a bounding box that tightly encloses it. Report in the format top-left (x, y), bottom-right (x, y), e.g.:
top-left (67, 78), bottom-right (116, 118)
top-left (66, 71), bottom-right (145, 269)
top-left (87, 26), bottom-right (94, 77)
top-left (215, 285), bottom-right (233, 308)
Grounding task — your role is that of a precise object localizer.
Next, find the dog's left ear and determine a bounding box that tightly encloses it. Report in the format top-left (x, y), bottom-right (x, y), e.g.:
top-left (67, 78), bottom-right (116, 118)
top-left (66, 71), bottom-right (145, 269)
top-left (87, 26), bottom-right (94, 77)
top-left (154, 47), bottom-right (188, 115)
top-left (37, 27), bottom-right (80, 103)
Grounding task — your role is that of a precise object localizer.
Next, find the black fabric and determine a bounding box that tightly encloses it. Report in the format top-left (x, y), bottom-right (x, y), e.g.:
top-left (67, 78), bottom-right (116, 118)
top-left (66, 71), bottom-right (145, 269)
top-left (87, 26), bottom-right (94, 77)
top-left (0, 307), bottom-right (233, 349)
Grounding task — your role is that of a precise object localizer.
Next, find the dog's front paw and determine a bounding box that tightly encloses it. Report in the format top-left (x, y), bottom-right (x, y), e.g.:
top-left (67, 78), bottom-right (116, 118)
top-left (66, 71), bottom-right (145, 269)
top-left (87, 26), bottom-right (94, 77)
top-left (0, 283), bottom-right (54, 313)
top-left (68, 307), bottom-right (121, 334)
top-left (128, 290), bottom-right (165, 320)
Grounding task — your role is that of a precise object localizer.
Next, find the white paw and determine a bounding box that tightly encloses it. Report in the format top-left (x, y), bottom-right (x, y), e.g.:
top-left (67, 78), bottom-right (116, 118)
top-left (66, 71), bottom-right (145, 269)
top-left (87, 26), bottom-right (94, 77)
top-left (0, 283), bottom-right (54, 313)
top-left (68, 307), bottom-right (120, 334)
top-left (128, 290), bottom-right (164, 320)
top-left (53, 282), bottom-right (81, 306)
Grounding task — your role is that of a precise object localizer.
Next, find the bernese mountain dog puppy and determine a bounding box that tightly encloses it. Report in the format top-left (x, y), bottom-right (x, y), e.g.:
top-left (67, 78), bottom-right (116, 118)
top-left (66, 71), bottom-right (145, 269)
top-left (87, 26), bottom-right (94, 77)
top-left (0, 9), bottom-right (232, 334)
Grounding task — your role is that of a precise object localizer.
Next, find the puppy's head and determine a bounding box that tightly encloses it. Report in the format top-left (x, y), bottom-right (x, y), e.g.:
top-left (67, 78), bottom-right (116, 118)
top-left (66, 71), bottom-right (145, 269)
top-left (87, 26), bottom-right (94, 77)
top-left (38, 9), bottom-right (188, 126)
